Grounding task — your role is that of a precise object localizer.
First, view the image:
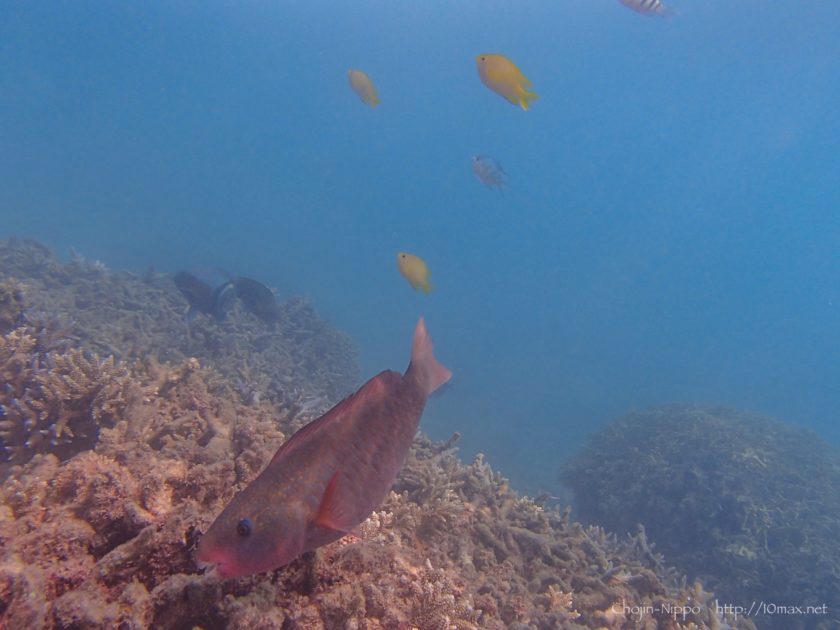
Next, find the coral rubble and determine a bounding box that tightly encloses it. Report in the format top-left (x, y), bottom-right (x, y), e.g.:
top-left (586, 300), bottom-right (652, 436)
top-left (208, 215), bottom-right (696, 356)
top-left (1, 240), bottom-right (752, 629)
top-left (563, 405), bottom-right (840, 630)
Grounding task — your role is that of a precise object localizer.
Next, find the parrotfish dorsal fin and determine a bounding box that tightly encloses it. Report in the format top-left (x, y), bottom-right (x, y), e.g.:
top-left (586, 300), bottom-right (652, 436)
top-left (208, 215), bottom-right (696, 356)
top-left (312, 472), bottom-right (354, 534)
top-left (268, 395), bottom-right (354, 465)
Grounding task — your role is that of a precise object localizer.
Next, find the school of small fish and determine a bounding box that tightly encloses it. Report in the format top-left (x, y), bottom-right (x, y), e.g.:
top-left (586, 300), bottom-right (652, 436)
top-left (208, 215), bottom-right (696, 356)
top-left (342, 2), bottom-right (668, 292)
top-left (198, 0), bottom-right (677, 580)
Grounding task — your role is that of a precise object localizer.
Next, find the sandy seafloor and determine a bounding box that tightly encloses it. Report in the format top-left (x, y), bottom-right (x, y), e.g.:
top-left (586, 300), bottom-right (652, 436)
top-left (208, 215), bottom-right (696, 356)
top-left (1, 238), bottom-right (757, 629)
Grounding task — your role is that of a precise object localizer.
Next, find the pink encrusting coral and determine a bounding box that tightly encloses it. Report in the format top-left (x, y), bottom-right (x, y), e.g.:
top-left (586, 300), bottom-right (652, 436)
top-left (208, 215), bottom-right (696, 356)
top-left (0, 240), bottom-right (752, 629)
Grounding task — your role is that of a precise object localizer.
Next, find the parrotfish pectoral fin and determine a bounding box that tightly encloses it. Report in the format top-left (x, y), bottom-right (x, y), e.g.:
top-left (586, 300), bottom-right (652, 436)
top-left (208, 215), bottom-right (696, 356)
top-left (409, 318), bottom-right (452, 396)
top-left (313, 472), bottom-right (354, 534)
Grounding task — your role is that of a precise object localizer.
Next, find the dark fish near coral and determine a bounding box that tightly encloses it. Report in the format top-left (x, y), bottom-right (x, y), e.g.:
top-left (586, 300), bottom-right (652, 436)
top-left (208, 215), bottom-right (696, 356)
top-left (197, 317), bottom-right (451, 579)
top-left (173, 272), bottom-right (235, 321)
top-left (233, 277), bottom-right (281, 324)
top-left (472, 155), bottom-right (507, 193)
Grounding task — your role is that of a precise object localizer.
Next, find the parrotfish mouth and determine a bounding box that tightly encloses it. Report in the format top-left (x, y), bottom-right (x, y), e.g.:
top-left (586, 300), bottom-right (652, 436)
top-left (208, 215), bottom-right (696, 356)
top-left (196, 558), bottom-right (226, 579)
top-left (196, 546), bottom-right (239, 579)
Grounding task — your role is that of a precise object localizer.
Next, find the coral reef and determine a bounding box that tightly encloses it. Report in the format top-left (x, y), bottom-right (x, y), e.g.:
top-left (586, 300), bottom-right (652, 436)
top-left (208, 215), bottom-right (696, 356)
top-left (1, 416), bottom-right (749, 629)
top-left (0, 237), bottom-right (359, 407)
top-left (0, 322), bottom-right (137, 470)
top-left (1, 240), bottom-right (754, 629)
top-left (563, 405), bottom-right (840, 630)
top-left (0, 277), bottom-right (26, 333)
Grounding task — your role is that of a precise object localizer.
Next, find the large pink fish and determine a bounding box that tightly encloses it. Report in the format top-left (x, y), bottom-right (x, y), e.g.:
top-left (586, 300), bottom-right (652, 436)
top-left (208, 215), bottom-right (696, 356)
top-left (196, 318), bottom-right (452, 579)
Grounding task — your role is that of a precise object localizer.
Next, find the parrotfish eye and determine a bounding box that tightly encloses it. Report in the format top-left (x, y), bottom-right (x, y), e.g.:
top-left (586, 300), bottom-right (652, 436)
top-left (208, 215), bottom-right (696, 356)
top-left (236, 518), bottom-right (252, 537)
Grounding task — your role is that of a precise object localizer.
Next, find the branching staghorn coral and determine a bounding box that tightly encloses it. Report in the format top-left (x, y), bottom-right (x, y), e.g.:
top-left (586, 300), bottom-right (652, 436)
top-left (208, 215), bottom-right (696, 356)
top-left (0, 394), bottom-right (756, 629)
top-left (0, 238), bottom-right (360, 409)
top-left (0, 325), bottom-right (134, 468)
top-left (410, 560), bottom-right (480, 630)
top-left (563, 404), bottom-right (840, 630)
top-left (0, 327), bottom-right (37, 385)
top-left (0, 241), bottom-right (760, 629)
top-left (0, 277), bottom-right (26, 333)
top-left (35, 350), bottom-right (132, 424)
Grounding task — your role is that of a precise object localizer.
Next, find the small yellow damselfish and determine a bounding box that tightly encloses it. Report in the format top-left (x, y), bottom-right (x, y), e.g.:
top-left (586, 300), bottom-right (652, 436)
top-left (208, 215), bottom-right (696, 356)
top-left (397, 252), bottom-right (432, 293)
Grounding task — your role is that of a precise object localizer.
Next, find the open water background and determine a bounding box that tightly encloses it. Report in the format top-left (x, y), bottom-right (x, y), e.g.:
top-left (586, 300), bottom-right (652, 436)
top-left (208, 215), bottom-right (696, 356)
top-left (2, 1), bottom-right (840, 493)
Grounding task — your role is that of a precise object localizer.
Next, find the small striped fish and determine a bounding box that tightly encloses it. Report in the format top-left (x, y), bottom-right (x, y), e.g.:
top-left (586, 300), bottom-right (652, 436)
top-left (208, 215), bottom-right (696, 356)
top-left (472, 155), bottom-right (508, 193)
top-left (618, 0), bottom-right (670, 17)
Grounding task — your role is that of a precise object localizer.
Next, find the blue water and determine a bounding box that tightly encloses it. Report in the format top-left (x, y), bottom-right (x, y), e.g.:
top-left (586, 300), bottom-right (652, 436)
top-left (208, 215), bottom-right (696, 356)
top-left (2, 1), bottom-right (839, 493)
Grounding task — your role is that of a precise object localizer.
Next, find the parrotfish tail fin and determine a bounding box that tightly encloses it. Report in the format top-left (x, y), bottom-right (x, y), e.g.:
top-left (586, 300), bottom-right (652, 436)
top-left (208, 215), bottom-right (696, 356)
top-left (409, 317), bottom-right (452, 396)
top-left (422, 280), bottom-right (433, 294)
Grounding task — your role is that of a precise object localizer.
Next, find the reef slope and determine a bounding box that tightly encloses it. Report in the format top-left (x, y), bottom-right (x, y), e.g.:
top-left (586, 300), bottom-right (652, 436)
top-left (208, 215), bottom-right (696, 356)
top-left (564, 405), bottom-right (840, 630)
top-left (1, 240), bottom-right (747, 629)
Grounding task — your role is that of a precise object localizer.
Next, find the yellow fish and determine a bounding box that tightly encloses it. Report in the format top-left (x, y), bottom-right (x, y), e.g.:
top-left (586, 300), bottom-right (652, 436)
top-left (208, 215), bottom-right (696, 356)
top-left (396, 252), bottom-right (432, 294)
top-left (348, 69), bottom-right (381, 107)
top-left (475, 54), bottom-right (538, 110)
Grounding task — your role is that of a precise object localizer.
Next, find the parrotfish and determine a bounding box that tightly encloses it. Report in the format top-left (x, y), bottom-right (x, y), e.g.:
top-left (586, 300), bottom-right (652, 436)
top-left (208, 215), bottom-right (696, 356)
top-left (173, 272), bottom-right (235, 322)
top-left (196, 318), bottom-right (451, 579)
top-left (232, 276), bottom-right (281, 325)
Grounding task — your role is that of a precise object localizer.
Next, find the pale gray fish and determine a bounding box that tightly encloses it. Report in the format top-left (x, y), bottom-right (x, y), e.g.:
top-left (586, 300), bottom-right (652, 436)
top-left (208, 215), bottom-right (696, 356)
top-left (472, 155), bottom-right (508, 193)
top-left (618, 0), bottom-right (670, 16)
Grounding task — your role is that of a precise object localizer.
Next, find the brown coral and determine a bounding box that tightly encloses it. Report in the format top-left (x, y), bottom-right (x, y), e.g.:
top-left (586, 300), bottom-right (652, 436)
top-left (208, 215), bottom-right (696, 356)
top-left (0, 237), bottom-right (359, 408)
top-left (0, 277), bottom-right (26, 333)
top-left (0, 326), bottom-right (135, 468)
top-left (409, 560), bottom-right (480, 630)
top-left (563, 404), bottom-right (840, 630)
